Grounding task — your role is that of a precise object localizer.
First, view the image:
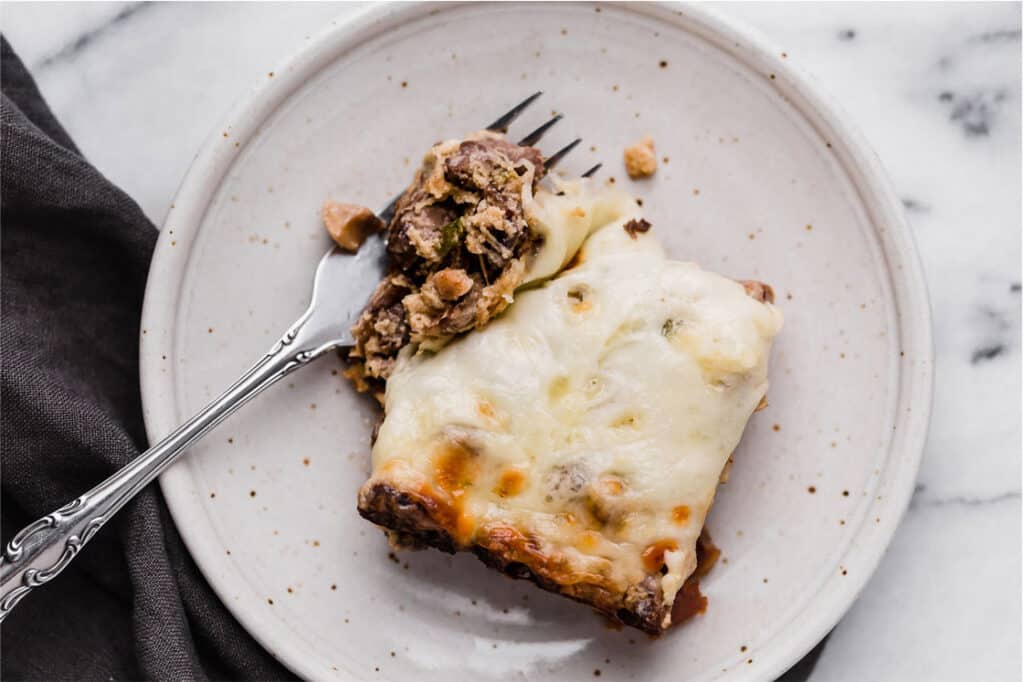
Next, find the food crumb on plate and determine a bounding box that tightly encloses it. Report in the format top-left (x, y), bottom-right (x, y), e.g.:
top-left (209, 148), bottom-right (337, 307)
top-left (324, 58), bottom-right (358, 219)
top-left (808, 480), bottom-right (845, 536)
top-left (623, 135), bottom-right (657, 179)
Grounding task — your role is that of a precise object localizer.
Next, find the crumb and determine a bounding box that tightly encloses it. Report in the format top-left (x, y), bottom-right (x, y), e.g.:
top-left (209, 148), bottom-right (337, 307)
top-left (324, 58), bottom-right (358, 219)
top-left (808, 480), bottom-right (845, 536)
top-left (623, 136), bottom-right (657, 179)
top-left (322, 201), bottom-right (384, 251)
top-left (623, 218), bottom-right (652, 239)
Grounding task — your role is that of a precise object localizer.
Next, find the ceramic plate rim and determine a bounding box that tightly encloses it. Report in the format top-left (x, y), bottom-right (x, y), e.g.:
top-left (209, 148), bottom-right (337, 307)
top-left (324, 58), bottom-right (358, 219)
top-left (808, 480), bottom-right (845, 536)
top-left (139, 3), bottom-right (934, 680)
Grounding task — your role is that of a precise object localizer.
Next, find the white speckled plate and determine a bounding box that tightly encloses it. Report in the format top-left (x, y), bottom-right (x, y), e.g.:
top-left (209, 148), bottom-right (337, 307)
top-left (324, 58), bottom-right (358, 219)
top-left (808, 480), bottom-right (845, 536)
top-left (140, 3), bottom-right (933, 681)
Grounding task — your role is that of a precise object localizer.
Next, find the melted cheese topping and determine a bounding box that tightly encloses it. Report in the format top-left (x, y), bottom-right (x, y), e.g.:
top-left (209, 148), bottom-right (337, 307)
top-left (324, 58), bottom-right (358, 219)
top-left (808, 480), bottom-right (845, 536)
top-left (368, 184), bottom-right (783, 622)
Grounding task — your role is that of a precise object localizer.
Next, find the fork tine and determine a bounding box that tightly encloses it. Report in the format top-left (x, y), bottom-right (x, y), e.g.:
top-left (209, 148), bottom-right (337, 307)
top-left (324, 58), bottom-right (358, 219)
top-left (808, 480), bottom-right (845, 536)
top-left (581, 163), bottom-right (602, 178)
top-left (544, 138), bottom-right (582, 170)
top-left (518, 114), bottom-right (563, 146)
top-left (487, 91), bottom-right (543, 133)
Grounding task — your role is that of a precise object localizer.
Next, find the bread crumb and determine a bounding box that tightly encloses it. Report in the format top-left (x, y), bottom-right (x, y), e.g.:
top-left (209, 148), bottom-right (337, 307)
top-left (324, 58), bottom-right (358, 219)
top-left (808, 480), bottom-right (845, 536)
top-left (623, 136), bottom-right (657, 179)
top-left (322, 201), bottom-right (384, 251)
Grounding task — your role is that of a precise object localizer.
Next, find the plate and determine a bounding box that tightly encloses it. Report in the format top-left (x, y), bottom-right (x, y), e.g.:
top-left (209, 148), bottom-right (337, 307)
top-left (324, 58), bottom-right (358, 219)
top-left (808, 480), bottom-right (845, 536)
top-left (139, 3), bottom-right (933, 680)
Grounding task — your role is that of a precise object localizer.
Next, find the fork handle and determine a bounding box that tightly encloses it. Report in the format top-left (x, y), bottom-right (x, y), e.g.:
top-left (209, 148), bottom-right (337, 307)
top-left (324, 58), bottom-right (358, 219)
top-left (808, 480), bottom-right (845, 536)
top-left (0, 314), bottom-right (334, 622)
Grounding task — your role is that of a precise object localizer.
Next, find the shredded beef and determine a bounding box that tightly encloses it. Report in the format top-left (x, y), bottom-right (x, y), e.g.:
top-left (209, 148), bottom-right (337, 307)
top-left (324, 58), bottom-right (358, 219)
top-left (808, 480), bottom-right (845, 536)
top-left (347, 132), bottom-right (546, 394)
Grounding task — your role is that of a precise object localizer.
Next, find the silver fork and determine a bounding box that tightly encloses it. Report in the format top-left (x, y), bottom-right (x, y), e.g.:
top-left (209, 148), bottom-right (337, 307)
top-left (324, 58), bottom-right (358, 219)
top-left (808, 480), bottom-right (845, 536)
top-left (0, 92), bottom-right (599, 621)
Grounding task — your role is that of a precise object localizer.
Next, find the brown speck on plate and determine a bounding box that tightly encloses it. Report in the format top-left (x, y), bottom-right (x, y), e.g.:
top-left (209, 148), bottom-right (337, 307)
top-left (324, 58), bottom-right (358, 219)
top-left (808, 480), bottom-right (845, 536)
top-left (842, 490), bottom-right (850, 496)
top-left (303, 457), bottom-right (311, 466)
top-left (331, 584), bottom-right (338, 590)
top-left (268, 71), bottom-right (274, 78)
top-left (740, 645), bottom-right (748, 652)
top-left (401, 80), bottom-right (408, 88)
top-left (208, 327), bottom-right (214, 333)
top-left (593, 670), bottom-right (602, 677)
top-left (808, 486), bottom-right (817, 494)
top-left (560, 28), bottom-right (568, 35)
top-left (781, 51), bottom-right (788, 58)
top-left (772, 424), bottom-right (780, 431)
top-left (805, 223), bottom-right (814, 231)
top-left (267, 598), bottom-right (274, 605)
top-left (209, 492), bottom-right (216, 499)
top-left (769, 73), bottom-right (776, 80)
top-left (692, 188), bottom-right (700, 196)
top-left (659, 59), bottom-right (668, 68)
top-left (249, 490), bottom-right (257, 497)
top-left (623, 218), bottom-right (652, 239)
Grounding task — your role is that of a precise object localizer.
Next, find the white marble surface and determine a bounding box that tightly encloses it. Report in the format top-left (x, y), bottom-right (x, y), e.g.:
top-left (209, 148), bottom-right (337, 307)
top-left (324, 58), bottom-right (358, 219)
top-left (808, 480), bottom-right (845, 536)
top-left (1, 2), bottom-right (1020, 680)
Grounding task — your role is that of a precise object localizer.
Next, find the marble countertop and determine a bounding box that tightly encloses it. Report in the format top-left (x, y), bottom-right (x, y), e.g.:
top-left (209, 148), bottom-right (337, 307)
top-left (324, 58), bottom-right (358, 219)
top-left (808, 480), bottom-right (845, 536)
top-left (2, 2), bottom-right (1020, 680)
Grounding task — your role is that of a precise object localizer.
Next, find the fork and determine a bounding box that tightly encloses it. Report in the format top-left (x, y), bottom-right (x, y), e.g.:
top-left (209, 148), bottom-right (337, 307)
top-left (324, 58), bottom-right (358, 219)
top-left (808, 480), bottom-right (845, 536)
top-left (0, 92), bottom-right (599, 621)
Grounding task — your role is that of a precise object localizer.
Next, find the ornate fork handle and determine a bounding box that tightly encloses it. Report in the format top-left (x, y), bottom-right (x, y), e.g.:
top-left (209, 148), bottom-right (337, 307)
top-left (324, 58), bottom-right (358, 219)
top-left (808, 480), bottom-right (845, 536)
top-left (0, 304), bottom-right (342, 622)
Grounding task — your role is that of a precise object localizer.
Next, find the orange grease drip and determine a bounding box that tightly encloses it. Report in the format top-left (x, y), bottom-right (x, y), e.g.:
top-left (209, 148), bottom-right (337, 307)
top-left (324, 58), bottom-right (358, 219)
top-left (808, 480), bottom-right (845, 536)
top-left (494, 469), bottom-right (527, 498)
top-left (671, 505), bottom-right (691, 525)
top-left (433, 441), bottom-right (477, 492)
top-left (575, 530), bottom-right (602, 552)
top-left (641, 539), bottom-right (680, 573)
top-left (432, 440), bottom-right (479, 543)
top-left (599, 477), bottom-right (624, 496)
